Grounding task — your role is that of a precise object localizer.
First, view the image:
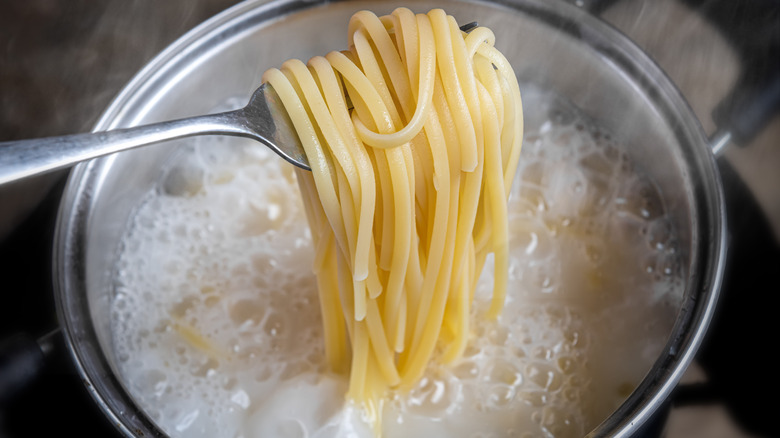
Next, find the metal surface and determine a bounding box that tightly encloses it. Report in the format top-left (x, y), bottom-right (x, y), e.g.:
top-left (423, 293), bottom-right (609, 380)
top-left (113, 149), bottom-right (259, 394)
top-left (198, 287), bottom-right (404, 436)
top-left (709, 129), bottom-right (733, 157)
top-left (0, 84), bottom-right (308, 185)
top-left (50, 0), bottom-right (727, 437)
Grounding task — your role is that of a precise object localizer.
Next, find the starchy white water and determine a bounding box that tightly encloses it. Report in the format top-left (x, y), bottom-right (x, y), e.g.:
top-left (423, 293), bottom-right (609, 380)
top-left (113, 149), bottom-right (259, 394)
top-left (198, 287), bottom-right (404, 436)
top-left (110, 89), bottom-right (684, 438)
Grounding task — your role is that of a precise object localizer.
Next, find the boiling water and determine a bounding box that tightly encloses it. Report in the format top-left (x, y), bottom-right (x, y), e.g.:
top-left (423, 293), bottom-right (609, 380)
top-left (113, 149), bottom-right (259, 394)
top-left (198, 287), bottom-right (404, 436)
top-left (110, 89), bottom-right (684, 438)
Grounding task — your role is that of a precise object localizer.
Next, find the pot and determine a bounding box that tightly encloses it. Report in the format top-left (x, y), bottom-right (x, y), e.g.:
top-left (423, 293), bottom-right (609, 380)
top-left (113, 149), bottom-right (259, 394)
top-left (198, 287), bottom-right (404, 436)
top-left (52, 0), bottom-right (727, 436)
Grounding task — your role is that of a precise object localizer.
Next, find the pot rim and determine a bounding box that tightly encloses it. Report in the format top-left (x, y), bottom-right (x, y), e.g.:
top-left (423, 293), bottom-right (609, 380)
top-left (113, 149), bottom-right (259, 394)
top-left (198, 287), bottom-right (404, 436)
top-left (53, 1), bottom-right (728, 437)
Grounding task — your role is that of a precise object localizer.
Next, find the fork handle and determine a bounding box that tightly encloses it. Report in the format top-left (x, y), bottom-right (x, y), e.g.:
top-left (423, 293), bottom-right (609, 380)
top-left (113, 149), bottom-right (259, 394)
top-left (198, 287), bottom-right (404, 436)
top-left (0, 111), bottom-right (247, 185)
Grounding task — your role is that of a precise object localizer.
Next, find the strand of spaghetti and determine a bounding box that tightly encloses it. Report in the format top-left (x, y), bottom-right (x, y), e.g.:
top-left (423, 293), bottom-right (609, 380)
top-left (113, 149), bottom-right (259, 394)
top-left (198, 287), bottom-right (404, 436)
top-left (399, 174), bottom-right (459, 385)
top-left (448, 13), bottom-right (484, 167)
top-left (349, 27), bottom-right (417, 296)
top-left (363, 352), bottom-right (387, 437)
top-left (466, 35), bottom-right (506, 139)
top-left (266, 67), bottom-right (351, 263)
top-left (313, 214), bottom-right (334, 270)
top-left (403, 232), bottom-right (424, 349)
top-left (296, 168), bottom-right (328, 262)
top-left (336, 236), bottom-right (356, 341)
top-left (464, 26), bottom-right (495, 58)
top-left (405, 81), bottom-right (465, 367)
top-left (401, 98), bottom-right (451, 353)
top-left (350, 12), bottom-right (413, 123)
top-left (473, 194), bottom-right (492, 253)
top-left (349, 9), bottom-right (437, 148)
top-left (466, 28), bottom-right (507, 170)
top-left (428, 10), bottom-right (478, 172)
top-left (382, 139), bottom-right (416, 344)
top-left (369, 143), bottom-right (394, 271)
top-left (442, 89), bottom-right (496, 356)
top-left (401, 17), bottom-right (434, 240)
top-left (381, 13), bottom-right (441, 352)
top-left (477, 82), bottom-right (510, 318)
top-left (503, 76), bottom-right (524, 192)
top-left (393, 8), bottom-right (418, 85)
top-left (298, 171), bottom-right (348, 367)
top-left (365, 238), bottom-right (383, 299)
top-left (328, 50), bottom-right (414, 321)
top-left (282, 60), bottom-right (367, 287)
top-left (364, 298), bottom-right (401, 385)
top-left (269, 73), bottom-right (371, 335)
top-left (472, 42), bottom-right (524, 189)
top-left (467, 235), bottom-right (479, 302)
top-left (474, 53), bottom-right (505, 132)
top-left (316, 233), bottom-right (348, 372)
top-left (351, 29), bottom-right (414, 310)
top-left (497, 73), bottom-right (517, 176)
top-left (349, 319), bottom-right (370, 400)
top-left (328, 51), bottom-right (395, 271)
top-left (442, 257), bottom-right (471, 363)
top-left (387, 115), bottom-right (449, 352)
top-left (403, 70), bottom-right (459, 341)
top-left (310, 56), bottom-right (376, 282)
top-left (409, 135), bottom-right (430, 229)
top-left (351, 28), bottom-right (406, 130)
top-left (466, 36), bottom-right (520, 174)
top-left (472, 245), bottom-right (489, 302)
top-left (442, 82), bottom-right (486, 345)
top-left (394, 288), bottom-right (407, 353)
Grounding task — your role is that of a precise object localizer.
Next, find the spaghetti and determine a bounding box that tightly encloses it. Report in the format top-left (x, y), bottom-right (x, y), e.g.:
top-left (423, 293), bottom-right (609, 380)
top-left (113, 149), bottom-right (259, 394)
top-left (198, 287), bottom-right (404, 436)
top-left (261, 7), bottom-right (523, 427)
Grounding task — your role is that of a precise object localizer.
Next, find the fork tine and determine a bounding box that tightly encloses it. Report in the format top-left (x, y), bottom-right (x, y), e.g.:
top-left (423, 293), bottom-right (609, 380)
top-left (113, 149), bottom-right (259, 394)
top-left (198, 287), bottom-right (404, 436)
top-left (460, 21), bottom-right (479, 33)
top-left (242, 84), bottom-right (311, 170)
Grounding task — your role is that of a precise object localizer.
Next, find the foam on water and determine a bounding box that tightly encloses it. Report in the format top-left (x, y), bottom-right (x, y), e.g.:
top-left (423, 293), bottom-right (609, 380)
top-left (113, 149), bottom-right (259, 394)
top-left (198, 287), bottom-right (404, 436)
top-left (110, 88), bottom-right (684, 438)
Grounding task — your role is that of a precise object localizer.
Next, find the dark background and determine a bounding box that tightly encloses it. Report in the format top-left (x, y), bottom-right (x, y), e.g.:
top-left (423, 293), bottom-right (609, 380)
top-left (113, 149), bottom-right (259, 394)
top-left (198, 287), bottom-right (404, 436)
top-left (1, 0), bottom-right (778, 437)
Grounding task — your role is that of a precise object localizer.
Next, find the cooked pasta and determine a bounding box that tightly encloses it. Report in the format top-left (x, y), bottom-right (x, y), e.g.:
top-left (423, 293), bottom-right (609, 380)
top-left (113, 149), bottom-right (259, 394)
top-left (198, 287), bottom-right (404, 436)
top-left (261, 7), bottom-right (522, 426)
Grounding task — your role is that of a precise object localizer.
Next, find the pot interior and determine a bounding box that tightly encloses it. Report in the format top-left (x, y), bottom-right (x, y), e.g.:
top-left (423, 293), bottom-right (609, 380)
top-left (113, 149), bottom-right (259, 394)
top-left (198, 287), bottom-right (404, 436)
top-left (55, 0), bottom-right (724, 436)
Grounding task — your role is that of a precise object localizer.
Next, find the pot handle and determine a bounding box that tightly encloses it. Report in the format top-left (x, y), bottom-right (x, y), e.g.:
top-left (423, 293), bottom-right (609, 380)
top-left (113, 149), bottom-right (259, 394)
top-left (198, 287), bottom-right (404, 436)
top-left (0, 330), bottom-right (58, 405)
top-left (710, 71), bottom-right (780, 156)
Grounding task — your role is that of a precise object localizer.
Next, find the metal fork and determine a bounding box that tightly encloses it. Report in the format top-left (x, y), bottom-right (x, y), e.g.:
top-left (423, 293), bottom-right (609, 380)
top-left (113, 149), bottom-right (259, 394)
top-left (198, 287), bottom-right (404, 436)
top-left (0, 84), bottom-right (309, 185)
top-left (0, 22), bottom-right (479, 186)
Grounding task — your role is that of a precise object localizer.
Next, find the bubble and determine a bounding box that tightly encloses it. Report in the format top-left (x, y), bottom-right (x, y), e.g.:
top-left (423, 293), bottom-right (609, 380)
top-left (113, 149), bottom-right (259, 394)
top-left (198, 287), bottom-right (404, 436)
top-left (485, 384), bottom-right (516, 409)
top-left (486, 359), bottom-right (522, 386)
top-left (230, 390), bottom-right (251, 409)
top-left (486, 326), bottom-right (510, 346)
top-left (175, 409), bottom-right (200, 432)
top-left (189, 357), bottom-right (219, 378)
top-left (228, 299), bottom-right (264, 326)
top-left (407, 376), bottom-right (458, 418)
top-left (263, 311), bottom-right (287, 338)
top-left (615, 177), bottom-right (665, 221)
top-left (452, 361), bottom-right (479, 380)
top-left (556, 357), bottom-right (576, 374)
top-left (525, 364), bottom-right (563, 392)
top-left (162, 156), bottom-right (205, 198)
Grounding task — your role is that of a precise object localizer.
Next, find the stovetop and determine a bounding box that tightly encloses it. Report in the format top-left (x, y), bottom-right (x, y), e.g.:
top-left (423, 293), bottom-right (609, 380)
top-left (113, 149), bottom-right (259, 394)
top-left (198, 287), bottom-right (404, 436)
top-left (1, 1), bottom-right (778, 437)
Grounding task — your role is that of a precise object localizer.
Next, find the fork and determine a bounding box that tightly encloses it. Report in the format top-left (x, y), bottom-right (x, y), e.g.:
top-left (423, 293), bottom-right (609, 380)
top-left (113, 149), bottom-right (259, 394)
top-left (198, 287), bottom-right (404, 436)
top-left (0, 84), bottom-right (309, 185)
top-left (0, 22), bottom-right (479, 186)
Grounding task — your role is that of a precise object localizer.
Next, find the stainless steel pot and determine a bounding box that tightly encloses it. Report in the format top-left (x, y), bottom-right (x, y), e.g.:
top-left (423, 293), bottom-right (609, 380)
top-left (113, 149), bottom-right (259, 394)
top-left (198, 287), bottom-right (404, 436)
top-left (53, 0), bottom-right (727, 436)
